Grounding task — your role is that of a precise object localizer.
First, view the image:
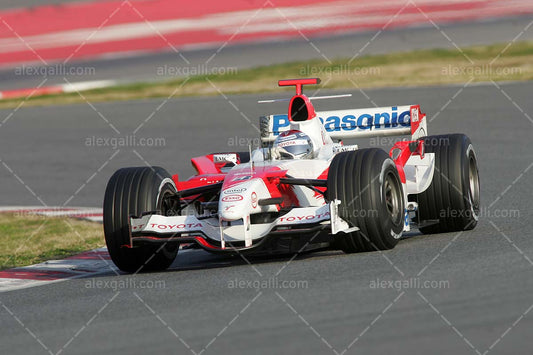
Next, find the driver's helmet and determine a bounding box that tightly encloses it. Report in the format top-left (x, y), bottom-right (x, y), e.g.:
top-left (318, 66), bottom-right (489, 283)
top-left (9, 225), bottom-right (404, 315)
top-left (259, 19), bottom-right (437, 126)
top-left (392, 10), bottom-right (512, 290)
top-left (273, 130), bottom-right (314, 159)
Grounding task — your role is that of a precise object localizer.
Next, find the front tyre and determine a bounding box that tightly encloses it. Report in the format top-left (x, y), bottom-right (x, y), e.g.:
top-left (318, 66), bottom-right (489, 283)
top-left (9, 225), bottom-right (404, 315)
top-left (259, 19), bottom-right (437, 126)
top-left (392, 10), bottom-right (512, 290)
top-left (103, 166), bottom-right (179, 272)
top-left (327, 149), bottom-right (405, 253)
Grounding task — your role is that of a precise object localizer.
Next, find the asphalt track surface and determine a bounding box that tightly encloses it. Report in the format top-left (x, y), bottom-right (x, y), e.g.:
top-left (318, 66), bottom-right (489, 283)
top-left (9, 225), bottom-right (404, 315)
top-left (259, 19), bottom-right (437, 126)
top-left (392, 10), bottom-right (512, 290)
top-left (1, 81), bottom-right (532, 354)
top-left (1, 15), bottom-right (533, 90)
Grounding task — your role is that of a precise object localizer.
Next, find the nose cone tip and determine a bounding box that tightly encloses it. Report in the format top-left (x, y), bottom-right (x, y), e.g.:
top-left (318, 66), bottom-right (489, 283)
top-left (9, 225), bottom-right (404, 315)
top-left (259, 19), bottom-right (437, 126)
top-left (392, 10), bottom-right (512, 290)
top-left (219, 209), bottom-right (241, 221)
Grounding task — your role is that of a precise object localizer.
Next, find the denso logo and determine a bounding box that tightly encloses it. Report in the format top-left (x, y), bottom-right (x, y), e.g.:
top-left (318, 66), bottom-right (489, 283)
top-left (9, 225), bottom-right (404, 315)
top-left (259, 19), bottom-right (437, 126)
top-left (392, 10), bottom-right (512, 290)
top-left (271, 107), bottom-right (411, 135)
top-left (222, 195), bottom-right (244, 202)
top-left (224, 187), bottom-right (247, 194)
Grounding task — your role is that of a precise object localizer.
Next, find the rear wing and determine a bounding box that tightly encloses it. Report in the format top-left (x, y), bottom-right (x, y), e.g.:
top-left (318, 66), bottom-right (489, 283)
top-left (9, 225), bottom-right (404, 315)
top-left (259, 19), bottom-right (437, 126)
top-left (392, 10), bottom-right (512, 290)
top-left (260, 105), bottom-right (427, 143)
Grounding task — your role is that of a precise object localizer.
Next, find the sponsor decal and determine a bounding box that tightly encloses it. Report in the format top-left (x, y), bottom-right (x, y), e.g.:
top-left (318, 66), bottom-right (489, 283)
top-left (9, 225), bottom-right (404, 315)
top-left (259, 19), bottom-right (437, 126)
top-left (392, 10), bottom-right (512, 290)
top-left (222, 194), bottom-right (243, 202)
top-left (411, 108), bottom-right (419, 123)
top-left (272, 114), bottom-right (289, 134)
top-left (149, 223), bottom-right (203, 229)
top-left (278, 139), bottom-right (308, 147)
top-left (224, 205), bottom-right (236, 211)
top-left (251, 192), bottom-right (258, 208)
top-left (224, 187), bottom-right (247, 194)
top-left (279, 134), bottom-right (297, 141)
top-left (271, 107), bottom-right (411, 135)
top-left (213, 153), bottom-right (238, 164)
top-left (333, 144), bottom-right (358, 153)
top-left (232, 175), bottom-right (251, 182)
top-left (278, 211), bottom-right (330, 223)
top-left (199, 177), bottom-right (223, 184)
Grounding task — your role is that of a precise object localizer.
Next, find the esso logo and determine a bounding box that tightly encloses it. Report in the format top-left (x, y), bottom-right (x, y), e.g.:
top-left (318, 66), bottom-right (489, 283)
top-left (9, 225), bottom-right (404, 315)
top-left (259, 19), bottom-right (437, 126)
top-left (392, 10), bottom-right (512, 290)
top-left (222, 195), bottom-right (243, 202)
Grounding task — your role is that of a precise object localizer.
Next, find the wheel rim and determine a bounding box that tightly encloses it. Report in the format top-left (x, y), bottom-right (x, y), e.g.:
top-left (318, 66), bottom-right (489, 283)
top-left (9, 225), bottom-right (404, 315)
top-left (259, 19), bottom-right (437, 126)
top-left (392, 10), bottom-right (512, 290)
top-left (157, 184), bottom-right (180, 254)
top-left (468, 154), bottom-right (480, 210)
top-left (384, 172), bottom-right (402, 225)
top-left (158, 186), bottom-right (179, 216)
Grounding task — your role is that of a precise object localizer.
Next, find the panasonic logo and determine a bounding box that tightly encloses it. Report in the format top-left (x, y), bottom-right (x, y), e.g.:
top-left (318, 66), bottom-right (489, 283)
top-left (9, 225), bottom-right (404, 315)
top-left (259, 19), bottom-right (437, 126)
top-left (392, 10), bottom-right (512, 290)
top-left (271, 107), bottom-right (411, 135)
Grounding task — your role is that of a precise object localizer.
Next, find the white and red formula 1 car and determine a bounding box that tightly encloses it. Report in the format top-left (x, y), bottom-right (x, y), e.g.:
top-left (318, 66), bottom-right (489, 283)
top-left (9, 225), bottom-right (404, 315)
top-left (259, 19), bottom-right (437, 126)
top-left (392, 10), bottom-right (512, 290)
top-left (103, 78), bottom-right (480, 272)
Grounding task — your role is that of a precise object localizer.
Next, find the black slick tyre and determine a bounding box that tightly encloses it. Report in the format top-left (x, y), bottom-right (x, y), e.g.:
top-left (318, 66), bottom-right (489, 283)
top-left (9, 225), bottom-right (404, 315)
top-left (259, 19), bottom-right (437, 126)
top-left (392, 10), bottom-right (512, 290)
top-left (417, 134), bottom-right (480, 234)
top-left (103, 166), bottom-right (179, 272)
top-left (327, 149), bottom-right (405, 253)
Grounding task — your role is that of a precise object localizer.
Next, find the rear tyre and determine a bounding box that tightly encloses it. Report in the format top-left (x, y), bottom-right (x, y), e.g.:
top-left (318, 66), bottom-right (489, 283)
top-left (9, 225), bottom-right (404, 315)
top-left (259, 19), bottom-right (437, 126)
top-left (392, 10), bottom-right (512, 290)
top-left (327, 149), bottom-right (405, 253)
top-left (103, 166), bottom-right (179, 272)
top-left (417, 134), bottom-right (480, 234)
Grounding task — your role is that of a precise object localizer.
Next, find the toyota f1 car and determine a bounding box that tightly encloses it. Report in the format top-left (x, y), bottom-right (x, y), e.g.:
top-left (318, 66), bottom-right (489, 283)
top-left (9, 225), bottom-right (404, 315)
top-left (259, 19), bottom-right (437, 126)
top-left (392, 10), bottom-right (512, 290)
top-left (103, 78), bottom-right (480, 272)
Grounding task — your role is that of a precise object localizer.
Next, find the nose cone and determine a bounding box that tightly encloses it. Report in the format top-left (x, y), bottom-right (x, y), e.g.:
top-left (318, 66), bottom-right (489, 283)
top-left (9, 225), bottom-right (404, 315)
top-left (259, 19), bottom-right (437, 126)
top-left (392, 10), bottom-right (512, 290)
top-left (219, 180), bottom-right (262, 221)
top-left (219, 194), bottom-right (247, 221)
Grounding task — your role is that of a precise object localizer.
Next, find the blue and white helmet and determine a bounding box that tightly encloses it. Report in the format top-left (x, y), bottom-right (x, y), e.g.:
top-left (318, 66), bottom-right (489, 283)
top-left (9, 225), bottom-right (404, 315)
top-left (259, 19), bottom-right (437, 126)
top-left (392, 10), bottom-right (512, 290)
top-left (274, 130), bottom-right (314, 159)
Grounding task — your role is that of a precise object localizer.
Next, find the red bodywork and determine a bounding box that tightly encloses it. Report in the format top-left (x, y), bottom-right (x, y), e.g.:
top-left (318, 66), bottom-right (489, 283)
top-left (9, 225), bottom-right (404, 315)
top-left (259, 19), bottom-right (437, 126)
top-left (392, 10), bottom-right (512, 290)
top-left (173, 153), bottom-right (301, 210)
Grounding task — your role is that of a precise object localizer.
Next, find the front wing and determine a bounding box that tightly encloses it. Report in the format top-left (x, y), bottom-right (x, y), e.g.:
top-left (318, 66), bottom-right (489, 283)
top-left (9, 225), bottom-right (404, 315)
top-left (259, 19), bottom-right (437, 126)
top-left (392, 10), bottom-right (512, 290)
top-left (129, 202), bottom-right (356, 253)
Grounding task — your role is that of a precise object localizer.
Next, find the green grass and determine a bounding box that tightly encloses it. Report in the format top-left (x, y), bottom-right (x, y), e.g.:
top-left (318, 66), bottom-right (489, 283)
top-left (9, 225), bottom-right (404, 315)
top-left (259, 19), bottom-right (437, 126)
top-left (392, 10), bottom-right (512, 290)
top-left (0, 41), bottom-right (532, 109)
top-left (0, 213), bottom-right (104, 270)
